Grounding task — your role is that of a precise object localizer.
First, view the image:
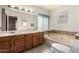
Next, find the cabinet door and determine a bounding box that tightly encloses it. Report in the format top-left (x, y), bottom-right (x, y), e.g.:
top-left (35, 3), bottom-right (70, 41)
top-left (25, 34), bottom-right (33, 49)
top-left (38, 32), bottom-right (44, 44)
top-left (13, 35), bottom-right (25, 52)
top-left (0, 36), bottom-right (12, 53)
top-left (33, 33), bottom-right (40, 47)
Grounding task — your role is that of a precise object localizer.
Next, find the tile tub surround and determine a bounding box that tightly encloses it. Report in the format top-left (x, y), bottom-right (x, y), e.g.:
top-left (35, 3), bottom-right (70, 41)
top-left (45, 30), bottom-right (77, 36)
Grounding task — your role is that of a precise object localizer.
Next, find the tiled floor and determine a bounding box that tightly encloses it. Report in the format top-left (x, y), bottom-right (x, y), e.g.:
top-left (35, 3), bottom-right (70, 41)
top-left (24, 43), bottom-right (52, 53)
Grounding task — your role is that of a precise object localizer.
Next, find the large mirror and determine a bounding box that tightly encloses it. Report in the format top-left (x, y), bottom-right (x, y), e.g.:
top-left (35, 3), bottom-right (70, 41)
top-left (1, 7), bottom-right (37, 31)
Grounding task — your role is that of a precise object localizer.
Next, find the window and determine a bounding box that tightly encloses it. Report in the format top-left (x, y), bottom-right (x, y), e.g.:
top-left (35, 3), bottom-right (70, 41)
top-left (37, 14), bottom-right (49, 31)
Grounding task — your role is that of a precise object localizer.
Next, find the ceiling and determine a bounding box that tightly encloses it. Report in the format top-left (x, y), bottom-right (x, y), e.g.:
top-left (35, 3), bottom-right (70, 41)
top-left (18, 5), bottom-right (61, 11)
top-left (35, 5), bottom-right (61, 11)
top-left (8, 5), bottom-right (61, 12)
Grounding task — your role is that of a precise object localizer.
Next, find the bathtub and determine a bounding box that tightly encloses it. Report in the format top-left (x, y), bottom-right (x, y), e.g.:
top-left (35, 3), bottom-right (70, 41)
top-left (44, 33), bottom-right (75, 47)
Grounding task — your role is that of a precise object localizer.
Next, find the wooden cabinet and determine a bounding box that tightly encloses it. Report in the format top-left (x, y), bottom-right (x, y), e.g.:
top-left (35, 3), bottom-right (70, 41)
top-left (0, 32), bottom-right (44, 53)
top-left (33, 32), bottom-right (44, 47)
top-left (25, 32), bottom-right (44, 49)
top-left (38, 32), bottom-right (44, 44)
top-left (13, 35), bottom-right (25, 52)
top-left (25, 34), bottom-right (33, 49)
top-left (33, 33), bottom-right (40, 47)
top-left (0, 36), bottom-right (13, 53)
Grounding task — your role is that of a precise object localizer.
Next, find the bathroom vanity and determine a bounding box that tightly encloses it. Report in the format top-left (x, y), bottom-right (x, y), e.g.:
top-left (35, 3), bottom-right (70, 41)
top-left (0, 31), bottom-right (44, 53)
top-left (0, 7), bottom-right (44, 53)
top-left (0, 8), bottom-right (41, 53)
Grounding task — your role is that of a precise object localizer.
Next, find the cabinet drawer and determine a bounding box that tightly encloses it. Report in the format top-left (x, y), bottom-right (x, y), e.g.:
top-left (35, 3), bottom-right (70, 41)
top-left (0, 36), bottom-right (13, 41)
top-left (14, 35), bottom-right (25, 40)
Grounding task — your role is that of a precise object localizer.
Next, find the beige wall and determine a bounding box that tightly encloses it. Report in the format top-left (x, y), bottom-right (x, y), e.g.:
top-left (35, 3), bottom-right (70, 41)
top-left (49, 5), bottom-right (79, 32)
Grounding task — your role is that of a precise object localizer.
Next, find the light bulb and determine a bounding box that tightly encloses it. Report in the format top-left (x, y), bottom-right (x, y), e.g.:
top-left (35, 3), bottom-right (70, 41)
top-left (10, 5), bottom-right (15, 8)
top-left (19, 7), bottom-right (23, 10)
top-left (30, 10), bottom-right (33, 12)
top-left (25, 9), bottom-right (28, 11)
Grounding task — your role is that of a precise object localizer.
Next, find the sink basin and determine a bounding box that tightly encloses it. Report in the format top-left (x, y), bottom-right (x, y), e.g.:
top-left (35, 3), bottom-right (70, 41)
top-left (10, 31), bottom-right (15, 34)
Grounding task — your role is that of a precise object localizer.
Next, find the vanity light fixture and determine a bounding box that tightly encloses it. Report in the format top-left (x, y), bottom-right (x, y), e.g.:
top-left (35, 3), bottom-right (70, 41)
top-left (27, 10), bottom-right (31, 12)
top-left (8, 5), bottom-right (15, 8)
top-left (8, 5), bottom-right (34, 14)
top-left (21, 8), bottom-right (25, 11)
top-left (14, 7), bottom-right (19, 9)
top-left (30, 10), bottom-right (34, 13)
top-left (18, 7), bottom-right (23, 10)
top-left (25, 9), bottom-right (28, 11)
top-left (26, 9), bottom-right (34, 13)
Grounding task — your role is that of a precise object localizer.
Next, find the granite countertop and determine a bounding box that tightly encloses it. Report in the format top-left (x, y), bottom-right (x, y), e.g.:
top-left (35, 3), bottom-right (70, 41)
top-left (44, 33), bottom-right (75, 47)
top-left (0, 30), bottom-right (43, 37)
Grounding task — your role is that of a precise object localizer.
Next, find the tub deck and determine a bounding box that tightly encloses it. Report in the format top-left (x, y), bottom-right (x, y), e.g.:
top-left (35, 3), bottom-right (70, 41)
top-left (44, 33), bottom-right (75, 47)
